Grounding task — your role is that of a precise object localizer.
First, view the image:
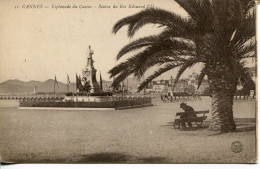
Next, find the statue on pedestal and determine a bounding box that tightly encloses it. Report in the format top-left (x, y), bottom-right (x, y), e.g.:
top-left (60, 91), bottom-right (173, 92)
top-left (76, 46), bottom-right (102, 93)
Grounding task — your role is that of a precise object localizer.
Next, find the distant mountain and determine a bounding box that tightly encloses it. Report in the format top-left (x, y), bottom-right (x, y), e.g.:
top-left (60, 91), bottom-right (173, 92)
top-left (0, 79), bottom-right (74, 94)
top-left (0, 80), bottom-right (40, 94)
top-left (0, 78), bottom-right (141, 95)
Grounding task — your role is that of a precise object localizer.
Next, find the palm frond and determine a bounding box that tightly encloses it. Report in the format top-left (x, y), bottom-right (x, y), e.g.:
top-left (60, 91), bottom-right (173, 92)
top-left (137, 62), bottom-right (184, 91)
top-left (237, 41), bottom-right (256, 59)
top-left (197, 66), bottom-right (207, 89)
top-left (116, 36), bottom-right (155, 60)
top-left (241, 52), bottom-right (256, 59)
top-left (241, 0), bottom-right (255, 15)
top-left (175, 0), bottom-right (213, 32)
top-left (112, 8), bottom-right (194, 37)
top-left (116, 28), bottom-right (197, 60)
top-left (134, 50), bottom-right (196, 79)
top-left (127, 38), bottom-right (195, 77)
top-left (173, 59), bottom-right (198, 88)
top-left (236, 63), bottom-right (255, 85)
top-left (111, 67), bottom-right (134, 87)
top-left (108, 56), bottom-right (137, 77)
top-left (109, 36), bottom-right (196, 85)
top-left (230, 11), bottom-right (255, 47)
top-left (116, 29), bottom-right (174, 60)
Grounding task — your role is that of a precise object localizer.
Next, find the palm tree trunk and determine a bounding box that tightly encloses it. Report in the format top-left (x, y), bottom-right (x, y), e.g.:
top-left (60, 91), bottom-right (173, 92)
top-left (207, 66), bottom-right (237, 132)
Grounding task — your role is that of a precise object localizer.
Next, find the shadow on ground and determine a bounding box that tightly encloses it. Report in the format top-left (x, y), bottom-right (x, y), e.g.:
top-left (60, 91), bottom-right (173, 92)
top-left (206, 122), bottom-right (256, 136)
top-left (76, 152), bottom-right (168, 163)
top-left (236, 125), bottom-right (256, 132)
top-left (165, 121), bottom-right (209, 131)
top-left (167, 118), bottom-right (256, 134)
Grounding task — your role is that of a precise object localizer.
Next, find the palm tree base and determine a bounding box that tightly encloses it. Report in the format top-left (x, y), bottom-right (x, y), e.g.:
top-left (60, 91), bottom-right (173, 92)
top-left (208, 121), bottom-right (236, 133)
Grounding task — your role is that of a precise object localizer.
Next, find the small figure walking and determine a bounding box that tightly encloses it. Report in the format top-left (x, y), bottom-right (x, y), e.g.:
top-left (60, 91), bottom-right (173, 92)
top-left (180, 103), bottom-right (197, 128)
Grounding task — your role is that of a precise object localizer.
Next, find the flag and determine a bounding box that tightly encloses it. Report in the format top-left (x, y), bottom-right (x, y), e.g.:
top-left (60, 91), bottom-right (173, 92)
top-left (79, 75), bottom-right (82, 88)
top-left (66, 74), bottom-right (70, 93)
top-left (76, 74), bottom-right (82, 91)
top-left (100, 72), bottom-right (103, 90)
top-left (55, 75), bottom-right (59, 88)
top-left (67, 74), bottom-right (70, 84)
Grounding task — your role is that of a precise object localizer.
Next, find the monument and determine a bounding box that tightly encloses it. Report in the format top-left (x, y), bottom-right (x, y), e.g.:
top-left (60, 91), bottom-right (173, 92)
top-left (68, 45), bottom-right (111, 101)
top-left (19, 45), bottom-right (153, 109)
top-left (80, 46), bottom-right (102, 93)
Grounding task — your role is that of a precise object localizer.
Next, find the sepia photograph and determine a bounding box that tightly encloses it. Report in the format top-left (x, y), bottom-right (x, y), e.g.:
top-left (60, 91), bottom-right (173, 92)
top-left (0, 0), bottom-right (257, 164)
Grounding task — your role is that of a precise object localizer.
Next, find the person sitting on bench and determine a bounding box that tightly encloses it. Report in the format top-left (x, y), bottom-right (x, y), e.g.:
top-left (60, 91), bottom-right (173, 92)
top-left (180, 103), bottom-right (197, 128)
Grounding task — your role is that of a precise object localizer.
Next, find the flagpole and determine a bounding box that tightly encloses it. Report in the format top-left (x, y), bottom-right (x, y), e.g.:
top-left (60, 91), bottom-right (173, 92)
top-left (143, 76), bottom-right (146, 94)
top-left (75, 74), bottom-right (77, 101)
top-left (67, 75), bottom-right (70, 93)
top-left (76, 85), bottom-right (78, 102)
top-left (122, 80), bottom-right (124, 93)
top-left (67, 76), bottom-right (68, 93)
top-left (76, 73), bottom-right (78, 102)
top-left (127, 78), bottom-right (128, 93)
top-left (54, 80), bottom-right (56, 100)
top-left (100, 71), bottom-right (103, 91)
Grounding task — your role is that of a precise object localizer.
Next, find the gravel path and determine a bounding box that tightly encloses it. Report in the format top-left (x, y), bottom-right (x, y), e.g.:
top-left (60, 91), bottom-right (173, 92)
top-left (0, 97), bottom-right (256, 163)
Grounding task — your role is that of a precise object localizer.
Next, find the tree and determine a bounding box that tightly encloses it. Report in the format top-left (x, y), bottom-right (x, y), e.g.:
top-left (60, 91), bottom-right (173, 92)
top-left (185, 85), bottom-right (196, 95)
top-left (235, 67), bottom-right (256, 98)
top-left (202, 87), bottom-right (211, 96)
top-left (108, 0), bottom-right (256, 132)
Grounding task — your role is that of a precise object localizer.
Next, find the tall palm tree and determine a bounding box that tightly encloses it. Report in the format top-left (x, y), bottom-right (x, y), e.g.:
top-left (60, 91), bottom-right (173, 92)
top-left (108, 0), bottom-right (256, 132)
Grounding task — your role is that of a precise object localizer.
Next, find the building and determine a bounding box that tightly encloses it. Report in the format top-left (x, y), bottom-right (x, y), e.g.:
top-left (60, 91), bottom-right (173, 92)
top-left (152, 80), bottom-right (169, 93)
top-left (173, 79), bottom-right (189, 93)
top-left (168, 77), bottom-right (192, 93)
top-left (187, 72), bottom-right (209, 93)
top-left (145, 82), bottom-right (154, 93)
top-left (188, 72), bottom-right (198, 86)
top-left (146, 72), bottom-right (210, 94)
top-left (150, 78), bottom-right (195, 94)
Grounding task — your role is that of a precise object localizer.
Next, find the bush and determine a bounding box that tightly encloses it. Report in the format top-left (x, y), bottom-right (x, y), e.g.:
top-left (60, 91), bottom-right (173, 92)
top-left (65, 92), bottom-right (113, 96)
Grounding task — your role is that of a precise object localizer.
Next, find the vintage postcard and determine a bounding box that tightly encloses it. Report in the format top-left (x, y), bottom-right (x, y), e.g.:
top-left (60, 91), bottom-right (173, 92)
top-left (0, 0), bottom-right (257, 164)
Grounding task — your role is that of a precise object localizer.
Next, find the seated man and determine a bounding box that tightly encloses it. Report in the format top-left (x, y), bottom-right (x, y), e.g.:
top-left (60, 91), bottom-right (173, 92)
top-left (180, 103), bottom-right (197, 128)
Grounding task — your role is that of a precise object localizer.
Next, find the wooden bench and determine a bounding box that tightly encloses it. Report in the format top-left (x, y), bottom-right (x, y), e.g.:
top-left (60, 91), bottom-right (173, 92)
top-left (173, 110), bottom-right (209, 129)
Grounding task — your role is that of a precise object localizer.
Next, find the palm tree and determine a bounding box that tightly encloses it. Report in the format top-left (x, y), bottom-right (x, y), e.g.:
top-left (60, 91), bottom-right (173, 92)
top-left (108, 0), bottom-right (256, 132)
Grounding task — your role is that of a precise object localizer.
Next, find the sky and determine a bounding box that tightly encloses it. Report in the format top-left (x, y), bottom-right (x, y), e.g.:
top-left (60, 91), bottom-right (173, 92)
top-left (0, 0), bottom-right (256, 83)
